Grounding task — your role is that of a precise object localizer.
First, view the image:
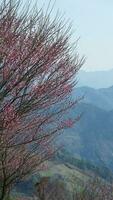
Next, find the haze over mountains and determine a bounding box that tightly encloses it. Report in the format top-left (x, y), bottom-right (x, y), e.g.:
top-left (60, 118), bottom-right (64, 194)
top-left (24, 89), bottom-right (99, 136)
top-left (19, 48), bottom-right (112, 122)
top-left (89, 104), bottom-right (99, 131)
top-left (78, 68), bottom-right (113, 89)
top-left (74, 85), bottom-right (113, 111)
top-left (59, 69), bottom-right (113, 170)
top-left (61, 102), bottom-right (113, 168)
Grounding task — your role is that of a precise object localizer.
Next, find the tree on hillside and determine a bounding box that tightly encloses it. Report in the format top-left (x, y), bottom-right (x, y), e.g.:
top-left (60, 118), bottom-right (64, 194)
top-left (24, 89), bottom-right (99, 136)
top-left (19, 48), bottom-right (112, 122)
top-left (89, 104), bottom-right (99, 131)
top-left (0, 0), bottom-right (84, 199)
top-left (72, 178), bottom-right (113, 200)
top-left (35, 176), bottom-right (70, 200)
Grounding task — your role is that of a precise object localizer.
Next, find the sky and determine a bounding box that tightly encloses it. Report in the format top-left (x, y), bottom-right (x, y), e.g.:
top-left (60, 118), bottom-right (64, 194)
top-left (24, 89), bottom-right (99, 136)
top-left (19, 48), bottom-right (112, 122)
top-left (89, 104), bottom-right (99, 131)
top-left (34, 0), bottom-right (113, 71)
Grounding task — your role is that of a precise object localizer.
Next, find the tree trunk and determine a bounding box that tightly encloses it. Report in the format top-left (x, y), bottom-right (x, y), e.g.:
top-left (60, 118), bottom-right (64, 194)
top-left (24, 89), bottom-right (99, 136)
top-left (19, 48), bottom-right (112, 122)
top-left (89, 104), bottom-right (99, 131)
top-left (0, 184), bottom-right (10, 200)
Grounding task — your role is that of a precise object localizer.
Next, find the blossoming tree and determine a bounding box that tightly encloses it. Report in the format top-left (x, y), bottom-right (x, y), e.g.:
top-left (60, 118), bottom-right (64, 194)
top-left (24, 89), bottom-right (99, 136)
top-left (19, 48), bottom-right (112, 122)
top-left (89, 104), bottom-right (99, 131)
top-left (0, 0), bottom-right (84, 199)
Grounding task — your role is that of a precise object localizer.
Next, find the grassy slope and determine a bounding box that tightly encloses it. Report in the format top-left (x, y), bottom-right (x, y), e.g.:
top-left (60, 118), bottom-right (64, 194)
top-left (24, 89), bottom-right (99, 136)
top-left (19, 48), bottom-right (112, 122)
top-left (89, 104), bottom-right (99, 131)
top-left (39, 160), bottom-right (90, 191)
top-left (10, 160), bottom-right (89, 199)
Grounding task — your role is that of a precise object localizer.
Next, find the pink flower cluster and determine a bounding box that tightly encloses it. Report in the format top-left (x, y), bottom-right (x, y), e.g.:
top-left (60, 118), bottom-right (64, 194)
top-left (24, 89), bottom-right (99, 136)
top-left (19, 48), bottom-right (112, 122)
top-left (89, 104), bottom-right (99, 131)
top-left (3, 104), bottom-right (19, 129)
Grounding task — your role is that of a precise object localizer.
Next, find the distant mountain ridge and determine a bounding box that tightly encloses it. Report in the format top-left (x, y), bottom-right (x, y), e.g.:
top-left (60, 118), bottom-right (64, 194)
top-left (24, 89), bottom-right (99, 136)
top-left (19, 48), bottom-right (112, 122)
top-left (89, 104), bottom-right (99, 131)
top-left (59, 102), bottom-right (113, 170)
top-left (77, 69), bottom-right (113, 88)
top-left (73, 85), bottom-right (113, 111)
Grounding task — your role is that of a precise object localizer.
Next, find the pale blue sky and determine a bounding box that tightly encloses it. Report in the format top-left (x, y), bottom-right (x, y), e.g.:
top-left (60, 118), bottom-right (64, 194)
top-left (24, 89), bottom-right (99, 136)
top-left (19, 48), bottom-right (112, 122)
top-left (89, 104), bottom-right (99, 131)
top-left (35, 0), bottom-right (113, 71)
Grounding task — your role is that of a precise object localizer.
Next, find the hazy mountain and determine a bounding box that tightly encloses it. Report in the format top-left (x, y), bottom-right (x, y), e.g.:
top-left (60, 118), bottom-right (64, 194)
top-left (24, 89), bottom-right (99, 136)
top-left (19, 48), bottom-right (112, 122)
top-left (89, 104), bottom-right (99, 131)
top-left (74, 85), bottom-right (113, 111)
top-left (59, 103), bottom-right (113, 170)
top-left (77, 69), bottom-right (113, 88)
